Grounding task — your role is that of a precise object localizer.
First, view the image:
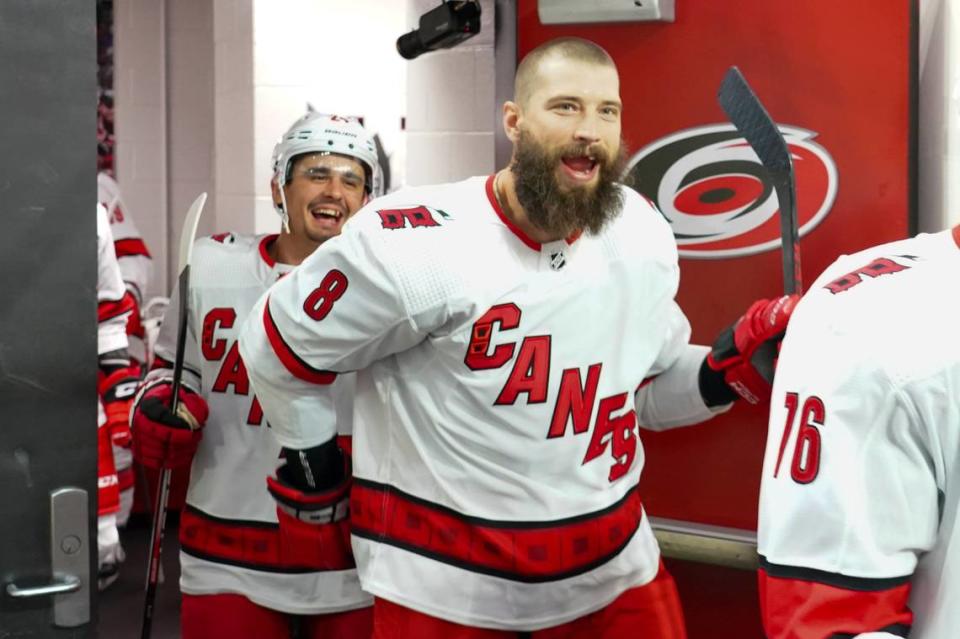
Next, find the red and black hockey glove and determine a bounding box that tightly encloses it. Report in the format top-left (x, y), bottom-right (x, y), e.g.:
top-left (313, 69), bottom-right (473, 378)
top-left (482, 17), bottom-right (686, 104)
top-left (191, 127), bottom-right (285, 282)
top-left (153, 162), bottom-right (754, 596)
top-left (267, 441), bottom-right (355, 570)
top-left (702, 294), bottom-right (799, 405)
top-left (98, 364), bottom-right (142, 447)
top-left (131, 380), bottom-right (209, 470)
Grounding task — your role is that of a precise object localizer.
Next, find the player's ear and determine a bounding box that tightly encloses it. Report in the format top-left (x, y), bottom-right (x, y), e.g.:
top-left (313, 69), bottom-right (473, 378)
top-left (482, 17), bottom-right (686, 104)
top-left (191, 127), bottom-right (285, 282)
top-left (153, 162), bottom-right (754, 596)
top-left (503, 101), bottom-right (521, 143)
top-left (270, 178), bottom-right (283, 209)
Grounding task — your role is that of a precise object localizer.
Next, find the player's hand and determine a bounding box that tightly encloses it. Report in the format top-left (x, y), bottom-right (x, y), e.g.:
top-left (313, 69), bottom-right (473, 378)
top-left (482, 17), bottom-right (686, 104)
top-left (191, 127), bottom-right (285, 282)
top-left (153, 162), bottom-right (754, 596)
top-left (131, 380), bottom-right (208, 469)
top-left (267, 450), bottom-right (355, 570)
top-left (703, 294), bottom-right (799, 405)
top-left (98, 365), bottom-right (142, 447)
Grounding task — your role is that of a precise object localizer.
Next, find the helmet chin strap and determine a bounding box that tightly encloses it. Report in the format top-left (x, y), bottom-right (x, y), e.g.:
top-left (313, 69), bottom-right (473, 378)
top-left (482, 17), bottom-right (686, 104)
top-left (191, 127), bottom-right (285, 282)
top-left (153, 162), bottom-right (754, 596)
top-left (276, 176), bottom-right (292, 234)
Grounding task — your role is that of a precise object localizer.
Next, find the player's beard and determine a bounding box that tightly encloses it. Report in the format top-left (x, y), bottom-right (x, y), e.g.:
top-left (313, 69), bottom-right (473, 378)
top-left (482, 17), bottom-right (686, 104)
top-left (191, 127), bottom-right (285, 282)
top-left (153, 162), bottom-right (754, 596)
top-left (511, 129), bottom-right (627, 238)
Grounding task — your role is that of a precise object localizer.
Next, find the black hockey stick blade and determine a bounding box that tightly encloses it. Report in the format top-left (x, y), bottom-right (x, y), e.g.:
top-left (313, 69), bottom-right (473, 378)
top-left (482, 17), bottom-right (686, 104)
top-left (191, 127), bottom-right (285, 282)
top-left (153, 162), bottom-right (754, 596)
top-left (141, 192), bottom-right (206, 639)
top-left (718, 66), bottom-right (802, 294)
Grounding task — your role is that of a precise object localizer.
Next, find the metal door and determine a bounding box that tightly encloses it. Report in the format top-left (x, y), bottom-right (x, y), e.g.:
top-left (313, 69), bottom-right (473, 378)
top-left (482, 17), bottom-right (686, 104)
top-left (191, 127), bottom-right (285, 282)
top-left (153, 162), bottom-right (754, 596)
top-left (0, 1), bottom-right (98, 636)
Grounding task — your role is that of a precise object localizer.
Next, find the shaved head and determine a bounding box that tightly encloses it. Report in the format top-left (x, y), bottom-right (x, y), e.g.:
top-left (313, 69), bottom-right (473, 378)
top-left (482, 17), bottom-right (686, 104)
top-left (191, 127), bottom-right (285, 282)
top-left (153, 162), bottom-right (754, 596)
top-left (514, 38), bottom-right (617, 107)
top-left (498, 36), bottom-right (624, 241)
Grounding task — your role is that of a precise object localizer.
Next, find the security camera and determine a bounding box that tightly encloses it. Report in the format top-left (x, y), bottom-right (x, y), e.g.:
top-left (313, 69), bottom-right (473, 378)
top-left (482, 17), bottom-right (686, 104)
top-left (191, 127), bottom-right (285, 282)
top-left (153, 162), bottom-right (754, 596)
top-left (396, 1), bottom-right (482, 61)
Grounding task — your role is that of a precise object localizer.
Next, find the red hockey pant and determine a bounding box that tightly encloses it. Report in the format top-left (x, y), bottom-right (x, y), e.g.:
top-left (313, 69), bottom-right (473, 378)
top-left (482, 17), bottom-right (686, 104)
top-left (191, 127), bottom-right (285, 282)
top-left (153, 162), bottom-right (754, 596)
top-left (371, 562), bottom-right (687, 639)
top-left (181, 592), bottom-right (373, 639)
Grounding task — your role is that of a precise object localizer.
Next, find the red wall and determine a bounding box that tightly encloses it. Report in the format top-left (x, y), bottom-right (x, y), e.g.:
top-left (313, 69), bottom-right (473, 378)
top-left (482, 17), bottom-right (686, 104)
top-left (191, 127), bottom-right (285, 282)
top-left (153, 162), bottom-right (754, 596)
top-left (517, 1), bottom-right (915, 636)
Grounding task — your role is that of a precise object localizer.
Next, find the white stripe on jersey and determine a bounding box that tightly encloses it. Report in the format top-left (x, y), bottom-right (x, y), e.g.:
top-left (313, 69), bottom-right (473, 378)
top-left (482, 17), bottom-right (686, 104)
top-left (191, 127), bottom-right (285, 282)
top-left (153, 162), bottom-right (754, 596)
top-left (97, 203), bottom-right (129, 355)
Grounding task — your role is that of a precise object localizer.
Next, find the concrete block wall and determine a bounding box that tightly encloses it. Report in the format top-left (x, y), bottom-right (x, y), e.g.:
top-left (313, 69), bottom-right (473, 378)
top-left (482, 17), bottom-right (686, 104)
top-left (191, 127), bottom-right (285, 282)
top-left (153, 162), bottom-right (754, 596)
top-left (213, 0), bottom-right (255, 236)
top-left (114, 0), bottom-right (168, 299)
top-left (404, 0), bottom-right (498, 186)
top-left (115, 0), bottom-right (215, 297)
top-left (168, 0), bottom-right (216, 277)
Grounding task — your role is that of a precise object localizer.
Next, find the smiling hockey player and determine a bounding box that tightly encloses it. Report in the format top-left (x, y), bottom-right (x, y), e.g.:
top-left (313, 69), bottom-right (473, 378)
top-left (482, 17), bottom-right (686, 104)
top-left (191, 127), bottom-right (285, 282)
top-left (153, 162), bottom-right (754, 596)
top-left (240, 38), bottom-right (795, 638)
top-left (130, 112), bottom-right (382, 639)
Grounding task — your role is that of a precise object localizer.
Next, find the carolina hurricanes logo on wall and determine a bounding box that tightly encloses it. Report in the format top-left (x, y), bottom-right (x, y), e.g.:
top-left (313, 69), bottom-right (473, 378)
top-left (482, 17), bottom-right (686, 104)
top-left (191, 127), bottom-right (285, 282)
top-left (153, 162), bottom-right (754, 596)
top-left (625, 124), bottom-right (838, 259)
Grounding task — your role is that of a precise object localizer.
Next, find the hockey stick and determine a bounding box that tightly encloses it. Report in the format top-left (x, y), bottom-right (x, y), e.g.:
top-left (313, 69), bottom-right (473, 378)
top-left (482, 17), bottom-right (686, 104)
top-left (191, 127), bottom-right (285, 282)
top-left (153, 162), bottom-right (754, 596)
top-left (140, 192), bottom-right (207, 639)
top-left (717, 66), bottom-right (803, 295)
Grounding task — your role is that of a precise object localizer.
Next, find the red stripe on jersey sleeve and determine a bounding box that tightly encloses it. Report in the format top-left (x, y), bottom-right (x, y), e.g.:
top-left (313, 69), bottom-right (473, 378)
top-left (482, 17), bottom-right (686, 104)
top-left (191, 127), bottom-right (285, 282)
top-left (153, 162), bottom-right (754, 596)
top-left (262, 298), bottom-right (337, 385)
top-left (114, 237), bottom-right (152, 258)
top-left (759, 564), bottom-right (912, 639)
top-left (98, 293), bottom-right (136, 323)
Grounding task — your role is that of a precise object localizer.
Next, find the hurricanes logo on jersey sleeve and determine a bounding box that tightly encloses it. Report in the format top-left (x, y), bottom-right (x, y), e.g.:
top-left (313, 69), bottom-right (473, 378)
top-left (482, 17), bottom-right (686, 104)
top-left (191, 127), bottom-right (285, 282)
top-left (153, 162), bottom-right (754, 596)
top-left (210, 232), bottom-right (235, 244)
top-left (624, 124), bottom-right (837, 259)
top-left (378, 205), bottom-right (450, 230)
top-left (823, 254), bottom-right (918, 294)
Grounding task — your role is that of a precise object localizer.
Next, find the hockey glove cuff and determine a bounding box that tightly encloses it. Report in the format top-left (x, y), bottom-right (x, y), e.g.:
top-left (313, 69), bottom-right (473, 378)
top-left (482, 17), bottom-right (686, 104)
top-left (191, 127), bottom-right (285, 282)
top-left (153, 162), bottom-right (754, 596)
top-left (98, 365), bottom-right (142, 447)
top-left (131, 380), bottom-right (208, 469)
top-left (267, 448), bottom-right (354, 570)
top-left (704, 294), bottom-right (799, 405)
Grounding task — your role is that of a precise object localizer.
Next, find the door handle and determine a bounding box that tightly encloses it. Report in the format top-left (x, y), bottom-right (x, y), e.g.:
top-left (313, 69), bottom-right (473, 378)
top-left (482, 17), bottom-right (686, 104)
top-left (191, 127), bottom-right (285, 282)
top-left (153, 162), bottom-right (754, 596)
top-left (3, 488), bottom-right (90, 627)
top-left (6, 574), bottom-right (81, 598)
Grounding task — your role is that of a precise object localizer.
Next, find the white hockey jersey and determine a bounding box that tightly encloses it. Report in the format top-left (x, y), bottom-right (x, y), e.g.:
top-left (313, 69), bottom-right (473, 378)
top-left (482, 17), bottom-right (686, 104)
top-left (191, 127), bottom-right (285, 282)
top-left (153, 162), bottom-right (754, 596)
top-left (147, 233), bottom-right (368, 615)
top-left (98, 172), bottom-right (151, 304)
top-left (97, 203), bottom-right (131, 357)
top-left (758, 227), bottom-right (960, 639)
top-left (239, 175), bottom-right (723, 630)
top-left (97, 203), bottom-right (130, 513)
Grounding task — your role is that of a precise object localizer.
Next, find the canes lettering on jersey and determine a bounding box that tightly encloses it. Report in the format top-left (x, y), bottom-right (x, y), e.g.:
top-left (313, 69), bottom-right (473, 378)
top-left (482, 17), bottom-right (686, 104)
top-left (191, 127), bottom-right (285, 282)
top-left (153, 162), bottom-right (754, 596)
top-left (240, 176), bottom-right (726, 630)
top-left (465, 305), bottom-right (640, 483)
top-left (200, 306), bottom-right (265, 426)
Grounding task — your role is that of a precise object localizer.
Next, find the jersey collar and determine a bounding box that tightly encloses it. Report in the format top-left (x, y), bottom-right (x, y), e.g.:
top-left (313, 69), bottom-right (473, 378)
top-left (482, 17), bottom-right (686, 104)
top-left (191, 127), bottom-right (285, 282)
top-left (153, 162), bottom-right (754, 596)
top-left (484, 175), bottom-right (582, 251)
top-left (259, 234), bottom-right (280, 267)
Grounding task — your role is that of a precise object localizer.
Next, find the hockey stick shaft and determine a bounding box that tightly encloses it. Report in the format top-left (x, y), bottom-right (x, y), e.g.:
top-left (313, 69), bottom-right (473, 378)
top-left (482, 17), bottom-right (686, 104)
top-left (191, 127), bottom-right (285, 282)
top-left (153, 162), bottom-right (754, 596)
top-left (139, 271), bottom-right (186, 639)
top-left (140, 193), bottom-right (206, 639)
top-left (718, 66), bottom-right (803, 294)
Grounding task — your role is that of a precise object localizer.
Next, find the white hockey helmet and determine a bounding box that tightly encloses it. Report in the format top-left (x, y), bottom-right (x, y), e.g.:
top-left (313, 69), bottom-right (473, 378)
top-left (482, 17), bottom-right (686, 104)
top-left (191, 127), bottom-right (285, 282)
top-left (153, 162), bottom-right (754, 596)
top-left (271, 112), bottom-right (383, 230)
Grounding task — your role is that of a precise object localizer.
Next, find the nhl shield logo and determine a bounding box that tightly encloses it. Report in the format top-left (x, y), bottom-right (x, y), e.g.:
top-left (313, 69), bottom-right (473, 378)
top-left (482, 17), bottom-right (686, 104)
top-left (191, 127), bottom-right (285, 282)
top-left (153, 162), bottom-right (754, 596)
top-left (624, 124), bottom-right (838, 259)
top-left (549, 251), bottom-right (566, 270)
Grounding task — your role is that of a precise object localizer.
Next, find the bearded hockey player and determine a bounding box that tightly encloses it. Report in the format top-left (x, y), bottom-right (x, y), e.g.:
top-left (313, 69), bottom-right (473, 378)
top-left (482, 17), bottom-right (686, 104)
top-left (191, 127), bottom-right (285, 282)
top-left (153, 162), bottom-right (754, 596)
top-left (758, 225), bottom-right (960, 639)
top-left (239, 38), bottom-right (795, 638)
top-left (129, 112), bottom-right (382, 639)
top-left (98, 170), bottom-right (152, 528)
top-left (96, 203), bottom-right (141, 589)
